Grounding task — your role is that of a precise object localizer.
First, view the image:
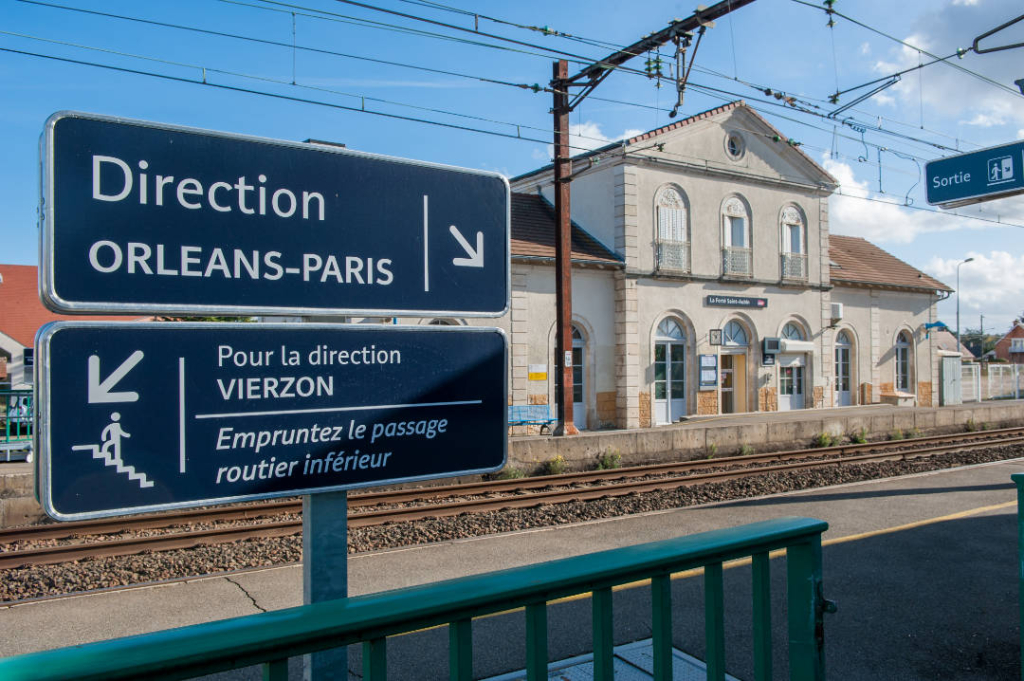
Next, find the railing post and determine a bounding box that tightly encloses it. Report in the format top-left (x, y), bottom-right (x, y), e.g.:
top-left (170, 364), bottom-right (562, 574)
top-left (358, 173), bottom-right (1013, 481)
top-left (593, 587), bottom-right (615, 681)
top-left (752, 552), bottom-right (773, 681)
top-left (363, 638), bottom-right (387, 681)
top-left (525, 603), bottom-right (548, 680)
top-left (1014, 474), bottom-right (1024, 681)
top-left (705, 563), bottom-right (726, 681)
top-left (651, 574), bottom-right (673, 681)
top-left (787, 537), bottom-right (826, 681)
top-left (449, 618), bottom-right (473, 681)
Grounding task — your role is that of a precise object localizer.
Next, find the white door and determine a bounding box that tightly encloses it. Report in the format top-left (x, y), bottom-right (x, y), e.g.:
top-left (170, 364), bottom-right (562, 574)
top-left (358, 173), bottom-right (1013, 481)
top-left (654, 341), bottom-right (686, 424)
top-left (571, 343), bottom-right (585, 430)
top-left (555, 327), bottom-right (587, 430)
top-left (835, 333), bottom-right (852, 406)
top-left (779, 354), bottom-right (805, 410)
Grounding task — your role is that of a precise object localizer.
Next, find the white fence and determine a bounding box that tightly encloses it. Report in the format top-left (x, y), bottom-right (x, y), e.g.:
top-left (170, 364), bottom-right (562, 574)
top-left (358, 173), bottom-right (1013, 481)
top-left (961, 363), bottom-right (1024, 403)
top-left (961, 364), bottom-right (981, 403)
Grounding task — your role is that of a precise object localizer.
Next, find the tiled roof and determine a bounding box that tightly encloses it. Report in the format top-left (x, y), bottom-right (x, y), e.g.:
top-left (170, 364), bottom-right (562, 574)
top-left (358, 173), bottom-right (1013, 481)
top-left (0, 264), bottom-right (138, 347)
top-left (511, 193), bottom-right (623, 265)
top-left (829, 235), bottom-right (952, 293)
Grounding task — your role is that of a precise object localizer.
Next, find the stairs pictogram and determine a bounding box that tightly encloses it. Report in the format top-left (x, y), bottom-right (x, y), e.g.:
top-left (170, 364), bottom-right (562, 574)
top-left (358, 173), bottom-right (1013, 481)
top-left (71, 444), bottom-right (154, 488)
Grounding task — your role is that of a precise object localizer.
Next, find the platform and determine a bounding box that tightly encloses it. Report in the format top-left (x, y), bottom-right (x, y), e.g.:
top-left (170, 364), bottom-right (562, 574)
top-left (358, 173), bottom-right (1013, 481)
top-left (2, 456), bottom-right (1021, 679)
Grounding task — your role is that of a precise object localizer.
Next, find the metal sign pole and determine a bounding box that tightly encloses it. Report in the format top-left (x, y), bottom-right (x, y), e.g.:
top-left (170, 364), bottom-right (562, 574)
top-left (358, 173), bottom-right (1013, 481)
top-left (303, 491), bottom-right (349, 680)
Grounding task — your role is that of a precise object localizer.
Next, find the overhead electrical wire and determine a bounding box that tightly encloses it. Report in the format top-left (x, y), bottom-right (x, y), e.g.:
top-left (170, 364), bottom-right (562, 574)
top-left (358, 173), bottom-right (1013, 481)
top-left (12, 0), bottom-right (969, 165)
top-left (16, 0), bottom-right (556, 93)
top-left (10, 0), bottom-right (1019, 230)
top-left (223, 0), bottom-right (988, 158)
top-left (4, 44), bottom-right (1022, 232)
top-left (789, 0), bottom-right (1023, 99)
top-left (218, 0), bottom-right (586, 63)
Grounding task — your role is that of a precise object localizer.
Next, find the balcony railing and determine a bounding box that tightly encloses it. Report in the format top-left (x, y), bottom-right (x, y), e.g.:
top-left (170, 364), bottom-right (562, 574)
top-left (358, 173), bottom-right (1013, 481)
top-left (656, 239), bottom-right (690, 273)
top-left (722, 246), bottom-right (752, 277)
top-left (782, 252), bottom-right (808, 280)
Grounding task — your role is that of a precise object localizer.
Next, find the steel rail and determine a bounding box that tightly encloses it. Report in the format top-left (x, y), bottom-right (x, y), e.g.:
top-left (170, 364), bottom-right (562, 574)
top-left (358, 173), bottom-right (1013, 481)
top-left (4, 431), bottom-right (1023, 569)
top-left (5, 425), bottom-right (1023, 545)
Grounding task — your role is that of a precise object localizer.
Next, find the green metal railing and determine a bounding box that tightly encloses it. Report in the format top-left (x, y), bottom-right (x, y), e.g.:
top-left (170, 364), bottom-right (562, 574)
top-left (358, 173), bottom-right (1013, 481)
top-left (0, 389), bottom-right (32, 447)
top-left (0, 516), bottom-right (830, 681)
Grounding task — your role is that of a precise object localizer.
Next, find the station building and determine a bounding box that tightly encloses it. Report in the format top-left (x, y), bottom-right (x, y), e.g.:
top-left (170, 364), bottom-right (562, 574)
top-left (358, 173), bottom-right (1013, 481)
top-left (428, 101), bottom-right (952, 429)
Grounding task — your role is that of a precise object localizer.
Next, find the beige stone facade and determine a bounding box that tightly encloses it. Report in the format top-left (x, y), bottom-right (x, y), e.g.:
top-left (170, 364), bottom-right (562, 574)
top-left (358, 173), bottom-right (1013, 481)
top-left (399, 102), bottom-right (950, 430)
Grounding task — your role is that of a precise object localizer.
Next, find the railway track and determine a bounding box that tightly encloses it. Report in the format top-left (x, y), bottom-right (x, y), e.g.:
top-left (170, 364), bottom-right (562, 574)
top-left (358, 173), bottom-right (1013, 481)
top-left (3, 426), bottom-right (1023, 569)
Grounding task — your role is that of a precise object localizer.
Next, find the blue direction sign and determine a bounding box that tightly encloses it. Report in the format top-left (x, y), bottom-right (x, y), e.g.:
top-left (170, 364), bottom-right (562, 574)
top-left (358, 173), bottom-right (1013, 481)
top-left (41, 112), bottom-right (510, 316)
top-left (36, 322), bottom-right (507, 520)
top-left (926, 140), bottom-right (1024, 208)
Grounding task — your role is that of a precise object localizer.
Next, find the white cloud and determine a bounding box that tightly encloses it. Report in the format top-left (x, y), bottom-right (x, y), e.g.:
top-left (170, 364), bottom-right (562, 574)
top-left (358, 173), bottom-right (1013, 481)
top-left (859, 42), bottom-right (872, 56)
top-left (1018, 129), bottom-right (1024, 139)
top-left (824, 155), bottom-right (1024, 243)
top-left (869, 0), bottom-right (1024, 130)
top-left (929, 251), bottom-right (1024, 331)
top-left (826, 157), bottom-right (962, 243)
top-left (542, 121), bottom-right (646, 159)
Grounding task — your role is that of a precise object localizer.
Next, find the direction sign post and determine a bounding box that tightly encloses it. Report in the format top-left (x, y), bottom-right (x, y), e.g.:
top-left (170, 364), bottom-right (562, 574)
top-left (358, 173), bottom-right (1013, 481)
top-left (926, 140), bottom-right (1024, 208)
top-left (36, 323), bottom-right (507, 520)
top-left (41, 112), bottom-right (510, 317)
top-left (38, 112), bottom-right (512, 680)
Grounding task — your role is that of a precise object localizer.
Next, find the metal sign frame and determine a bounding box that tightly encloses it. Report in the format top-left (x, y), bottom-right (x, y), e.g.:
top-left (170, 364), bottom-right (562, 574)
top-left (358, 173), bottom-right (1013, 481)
top-left (925, 139), bottom-right (1024, 208)
top-left (36, 321), bottom-right (508, 520)
top-left (40, 111), bottom-right (511, 318)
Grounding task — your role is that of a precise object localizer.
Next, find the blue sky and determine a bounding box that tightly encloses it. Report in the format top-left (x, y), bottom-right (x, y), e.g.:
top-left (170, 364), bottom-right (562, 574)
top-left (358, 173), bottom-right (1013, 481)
top-left (2, 0), bottom-right (1023, 334)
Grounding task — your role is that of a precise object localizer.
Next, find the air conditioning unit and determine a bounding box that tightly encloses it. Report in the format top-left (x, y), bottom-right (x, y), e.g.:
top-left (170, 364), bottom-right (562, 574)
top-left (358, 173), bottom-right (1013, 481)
top-left (762, 337), bottom-right (781, 354)
top-left (830, 302), bottom-right (844, 324)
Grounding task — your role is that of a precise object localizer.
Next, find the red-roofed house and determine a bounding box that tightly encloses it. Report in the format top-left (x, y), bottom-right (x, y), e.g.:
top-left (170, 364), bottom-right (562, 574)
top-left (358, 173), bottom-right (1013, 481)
top-left (993, 321), bottom-right (1024, 364)
top-left (0, 264), bottom-right (137, 387)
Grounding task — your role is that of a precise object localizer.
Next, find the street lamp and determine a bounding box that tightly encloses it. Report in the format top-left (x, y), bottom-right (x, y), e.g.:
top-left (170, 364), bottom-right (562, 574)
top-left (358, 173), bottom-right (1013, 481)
top-left (956, 257), bottom-right (974, 355)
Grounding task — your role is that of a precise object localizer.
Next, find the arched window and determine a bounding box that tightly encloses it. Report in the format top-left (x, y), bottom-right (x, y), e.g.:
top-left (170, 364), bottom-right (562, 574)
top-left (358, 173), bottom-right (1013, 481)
top-left (895, 331), bottom-right (912, 391)
top-left (722, 197), bottom-right (751, 276)
top-left (781, 206), bottom-right (807, 280)
top-left (655, 186), bottom-right (689, 272)
top-left (781, 322), bottom-right (805, 341)
top-left (657, 318), bottom-right (685, 339)
top-left (723, 320), bottom-right (749, 346)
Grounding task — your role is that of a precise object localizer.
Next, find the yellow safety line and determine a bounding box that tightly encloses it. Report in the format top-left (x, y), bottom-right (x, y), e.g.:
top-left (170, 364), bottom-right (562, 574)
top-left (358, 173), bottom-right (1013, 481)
top-left (393, 499), bottom-right (1018, 636)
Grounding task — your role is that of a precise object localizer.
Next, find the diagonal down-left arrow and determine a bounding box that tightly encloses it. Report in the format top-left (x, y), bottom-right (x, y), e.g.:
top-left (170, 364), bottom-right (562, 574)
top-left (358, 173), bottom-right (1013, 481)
top-left (88, 351), bottom-right (144, 404)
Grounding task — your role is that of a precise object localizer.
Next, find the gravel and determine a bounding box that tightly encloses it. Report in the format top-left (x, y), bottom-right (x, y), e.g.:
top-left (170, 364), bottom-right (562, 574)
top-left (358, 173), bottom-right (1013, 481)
top-left (2, 445), bottom-right (1021, 603)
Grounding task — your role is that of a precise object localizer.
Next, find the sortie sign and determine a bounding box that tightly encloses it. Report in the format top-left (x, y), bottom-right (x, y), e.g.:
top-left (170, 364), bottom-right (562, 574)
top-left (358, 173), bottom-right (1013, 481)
top-left (41, 112), bottom-right (510, 317)
top-left (36, 322), bottom-right (508, 520)
top-left (925, 140), bottom-right (1024, 208)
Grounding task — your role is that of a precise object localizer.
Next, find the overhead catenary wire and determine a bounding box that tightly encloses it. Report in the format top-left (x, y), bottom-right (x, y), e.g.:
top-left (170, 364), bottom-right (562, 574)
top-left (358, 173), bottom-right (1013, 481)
top-left (790, 0), bottom-right (1024, 99)
top-left (10, 0), bottom-right (1020, 231)
top-left (226, 0), bottom-right (995, 158)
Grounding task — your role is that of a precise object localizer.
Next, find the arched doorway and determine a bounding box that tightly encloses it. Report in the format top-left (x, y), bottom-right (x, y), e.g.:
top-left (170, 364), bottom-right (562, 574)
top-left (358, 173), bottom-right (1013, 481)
top-left (654, 318), bottom-right (687, 424)
top-left (554, 326), bottom-right (587, 430)
top-left (778, 322), bottom-right (807, 410)
top-left (720, 320), bottom-right (749, 413)
top-left (835, 330), bottom-right (853, 406)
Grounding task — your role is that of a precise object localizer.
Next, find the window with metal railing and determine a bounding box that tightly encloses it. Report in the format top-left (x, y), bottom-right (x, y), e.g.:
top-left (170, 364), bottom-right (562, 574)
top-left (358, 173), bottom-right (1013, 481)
top-left (781, 205), bottom-right (807, 281)
top-left (655, 186), bottom-right (690, 273)
top-left (722, 197), bottom-right (752, 277)
top-left (657, 239), bottom-right (690, 271)
top-left (782, 252), bottom-right (808, 280)
top-left (723, 246), bottom-right (752, 276)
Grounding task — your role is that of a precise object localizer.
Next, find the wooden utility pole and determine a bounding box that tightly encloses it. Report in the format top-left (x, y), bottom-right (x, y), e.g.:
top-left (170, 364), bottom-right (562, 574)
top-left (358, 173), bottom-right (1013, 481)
top-left (548, 0), bottom-right (755, 436)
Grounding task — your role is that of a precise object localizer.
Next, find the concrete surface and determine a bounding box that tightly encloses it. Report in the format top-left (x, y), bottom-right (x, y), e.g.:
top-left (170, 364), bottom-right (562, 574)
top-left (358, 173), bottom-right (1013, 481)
top-left (2, 458), bottom-right (1022, 679)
